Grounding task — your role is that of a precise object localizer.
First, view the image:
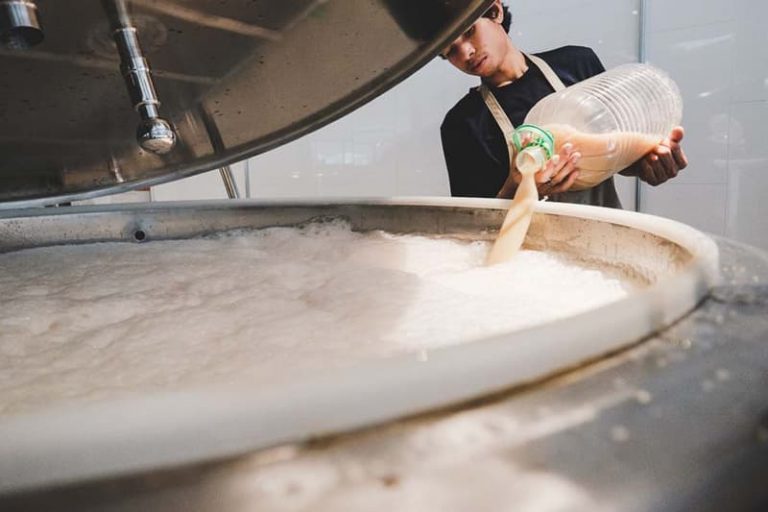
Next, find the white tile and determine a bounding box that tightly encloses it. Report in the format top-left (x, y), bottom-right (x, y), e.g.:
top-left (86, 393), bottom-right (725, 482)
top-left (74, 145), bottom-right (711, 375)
top-left (726, 170), bottom-right (768, 251)
top-left (318, 167), bottom-right (399, 198)
top-left (640, 183), bottom-right (727, 235)
top-left (247, 142), bottom-right (320, 199)
top-left (645, 22), bottom-right (735, 105)
top-left (725, 101), bottom-right (768, 250)
top-left (672, 107), bottom-right (730, 185)
top-left (514, 0), bottom-right (641, 67)
top-left (646, 0), bottom-right (735, 33)
top-left (151, 171), bottom-right (230, 202)
top-left (645, 22), bottom-right (735, 185)
top-left (725, 102), bottom-right (767, 163)
top-left (731, 0), bottom-right (768, 102)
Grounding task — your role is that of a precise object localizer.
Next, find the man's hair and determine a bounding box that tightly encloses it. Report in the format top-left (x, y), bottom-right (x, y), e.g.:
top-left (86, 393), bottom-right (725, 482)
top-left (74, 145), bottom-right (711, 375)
top-left (483, 3), bottom-right (512, 33)
top-left (501, 4), bottom-right (512, 33)
top-left (436, 2), bottom-right (513, 59)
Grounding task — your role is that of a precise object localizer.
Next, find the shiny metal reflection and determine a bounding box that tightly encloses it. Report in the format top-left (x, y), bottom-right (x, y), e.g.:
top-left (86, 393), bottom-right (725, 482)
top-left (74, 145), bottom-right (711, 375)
top-left (218, 166), bottom-right (240, 199)
top-left (0, 0), bottom-right (43, 49)
top-left (102, 0), bottom-right (176, 155)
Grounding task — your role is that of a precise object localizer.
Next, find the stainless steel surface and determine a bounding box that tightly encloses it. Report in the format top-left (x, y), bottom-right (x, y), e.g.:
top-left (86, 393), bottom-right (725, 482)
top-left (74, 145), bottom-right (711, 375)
top-left (0, 199), bottom-right (734, 508)
top-left (0, 0), bottom-right (492, 206)
top-left (0, 0), bottom-right (43, 49)
top-left (1, 228), bottom-right (765, 511)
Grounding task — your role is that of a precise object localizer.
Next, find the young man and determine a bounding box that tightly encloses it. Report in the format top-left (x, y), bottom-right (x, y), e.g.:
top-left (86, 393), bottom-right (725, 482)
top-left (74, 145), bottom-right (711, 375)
top-left (440, 0), bottom-right (688, 208)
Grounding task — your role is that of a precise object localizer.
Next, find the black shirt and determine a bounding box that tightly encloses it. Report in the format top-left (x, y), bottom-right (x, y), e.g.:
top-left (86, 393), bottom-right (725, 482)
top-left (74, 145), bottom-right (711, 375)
top-left (440, 45), bottom-right (622, 208)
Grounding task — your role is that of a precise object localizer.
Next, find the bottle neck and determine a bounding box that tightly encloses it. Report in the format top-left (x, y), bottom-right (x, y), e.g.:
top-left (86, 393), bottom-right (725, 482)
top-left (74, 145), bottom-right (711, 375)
top-left (515, 146), bottom-right (547, 176)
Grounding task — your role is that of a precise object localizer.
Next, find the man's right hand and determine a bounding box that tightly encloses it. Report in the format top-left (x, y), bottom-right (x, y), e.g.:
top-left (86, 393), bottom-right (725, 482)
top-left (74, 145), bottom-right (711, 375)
top-left (529, 142), bottom-right (581, 195)
top-left (497, 142), bottom-right (582, 199)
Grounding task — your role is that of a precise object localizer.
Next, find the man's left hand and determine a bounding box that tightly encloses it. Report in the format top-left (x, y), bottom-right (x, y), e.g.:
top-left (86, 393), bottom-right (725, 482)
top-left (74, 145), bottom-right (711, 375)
top-left (631, 126), bottom-right (688, 186)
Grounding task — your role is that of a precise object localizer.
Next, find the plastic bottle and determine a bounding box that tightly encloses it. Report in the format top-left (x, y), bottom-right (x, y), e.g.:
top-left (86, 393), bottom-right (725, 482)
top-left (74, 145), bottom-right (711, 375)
top-left (513, 63), bottom-right (683, 190)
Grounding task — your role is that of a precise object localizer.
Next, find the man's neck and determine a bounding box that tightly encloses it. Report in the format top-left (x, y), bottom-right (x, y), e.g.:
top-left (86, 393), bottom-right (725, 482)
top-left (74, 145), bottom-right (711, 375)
top-left (483, 43), bottom-right (528, 88)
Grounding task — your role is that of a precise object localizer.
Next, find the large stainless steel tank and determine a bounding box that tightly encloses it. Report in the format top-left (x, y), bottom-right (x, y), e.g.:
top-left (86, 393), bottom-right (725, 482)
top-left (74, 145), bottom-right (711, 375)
top-left (1, 0), bottom-right (767, 510)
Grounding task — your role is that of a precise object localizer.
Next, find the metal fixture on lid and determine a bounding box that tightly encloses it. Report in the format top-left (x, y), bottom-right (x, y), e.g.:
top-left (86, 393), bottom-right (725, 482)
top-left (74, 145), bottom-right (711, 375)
top-left (101, 0), bottom-right (176, 155)
top-left (0, 0), bottom-right (43, 50)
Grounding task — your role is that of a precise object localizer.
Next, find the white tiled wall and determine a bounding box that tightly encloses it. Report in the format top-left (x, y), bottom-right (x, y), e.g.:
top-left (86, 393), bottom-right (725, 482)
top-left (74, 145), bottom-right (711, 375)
top-left (150, 0), bottom-right (768, 250)
top-left (641, 0), bottom-right (768, 249)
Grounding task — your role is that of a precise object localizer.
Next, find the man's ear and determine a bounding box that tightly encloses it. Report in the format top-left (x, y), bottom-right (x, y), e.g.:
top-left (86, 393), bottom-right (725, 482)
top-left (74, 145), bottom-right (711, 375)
top-left (484, 2), bottom-right (504, 24)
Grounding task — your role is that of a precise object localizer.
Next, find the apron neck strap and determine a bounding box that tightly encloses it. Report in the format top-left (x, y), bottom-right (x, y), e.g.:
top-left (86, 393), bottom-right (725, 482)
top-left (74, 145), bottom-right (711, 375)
top-left (478, 53), bottom-right (566, 168)
top-left (526, 53), bottom-right (566, 92)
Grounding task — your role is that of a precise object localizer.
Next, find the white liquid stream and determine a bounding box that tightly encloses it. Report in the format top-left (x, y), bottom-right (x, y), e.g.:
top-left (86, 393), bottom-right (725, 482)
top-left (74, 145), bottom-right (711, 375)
top-left (0, 222), bottom-right (630, 416)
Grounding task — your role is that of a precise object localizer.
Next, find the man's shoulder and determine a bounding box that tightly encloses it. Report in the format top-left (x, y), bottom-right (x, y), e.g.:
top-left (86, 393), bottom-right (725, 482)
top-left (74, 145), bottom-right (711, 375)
top-left (441, 87), bottom-right (484, 130)
top-left (534, 45), bottom-right (605, 81)
top-left (535, 45), bottom-right (600, 65)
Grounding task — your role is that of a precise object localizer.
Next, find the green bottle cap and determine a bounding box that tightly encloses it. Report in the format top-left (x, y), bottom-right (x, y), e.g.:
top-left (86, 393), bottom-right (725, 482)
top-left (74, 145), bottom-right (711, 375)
top-left (512, 124), bottom-right (555, 159)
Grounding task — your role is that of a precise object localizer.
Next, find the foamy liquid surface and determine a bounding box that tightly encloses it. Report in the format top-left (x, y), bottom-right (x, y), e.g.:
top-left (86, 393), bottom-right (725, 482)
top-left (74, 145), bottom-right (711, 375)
top-left (0, 221), bottom-right (630, 415)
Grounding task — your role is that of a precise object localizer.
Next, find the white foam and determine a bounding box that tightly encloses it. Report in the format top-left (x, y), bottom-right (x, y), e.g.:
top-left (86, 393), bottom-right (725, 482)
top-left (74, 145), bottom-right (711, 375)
top-left (0, 221), bottom-right (629, 415)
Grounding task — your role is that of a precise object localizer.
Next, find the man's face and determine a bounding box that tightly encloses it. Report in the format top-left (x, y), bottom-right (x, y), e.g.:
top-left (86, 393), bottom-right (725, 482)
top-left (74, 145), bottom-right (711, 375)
top-left (441, 16), bottom-right (508, 78)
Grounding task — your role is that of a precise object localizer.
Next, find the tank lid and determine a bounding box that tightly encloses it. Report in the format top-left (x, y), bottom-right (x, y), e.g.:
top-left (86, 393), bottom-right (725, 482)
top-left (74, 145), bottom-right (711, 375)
top-left (0, 0), bottom-right (491, 208)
